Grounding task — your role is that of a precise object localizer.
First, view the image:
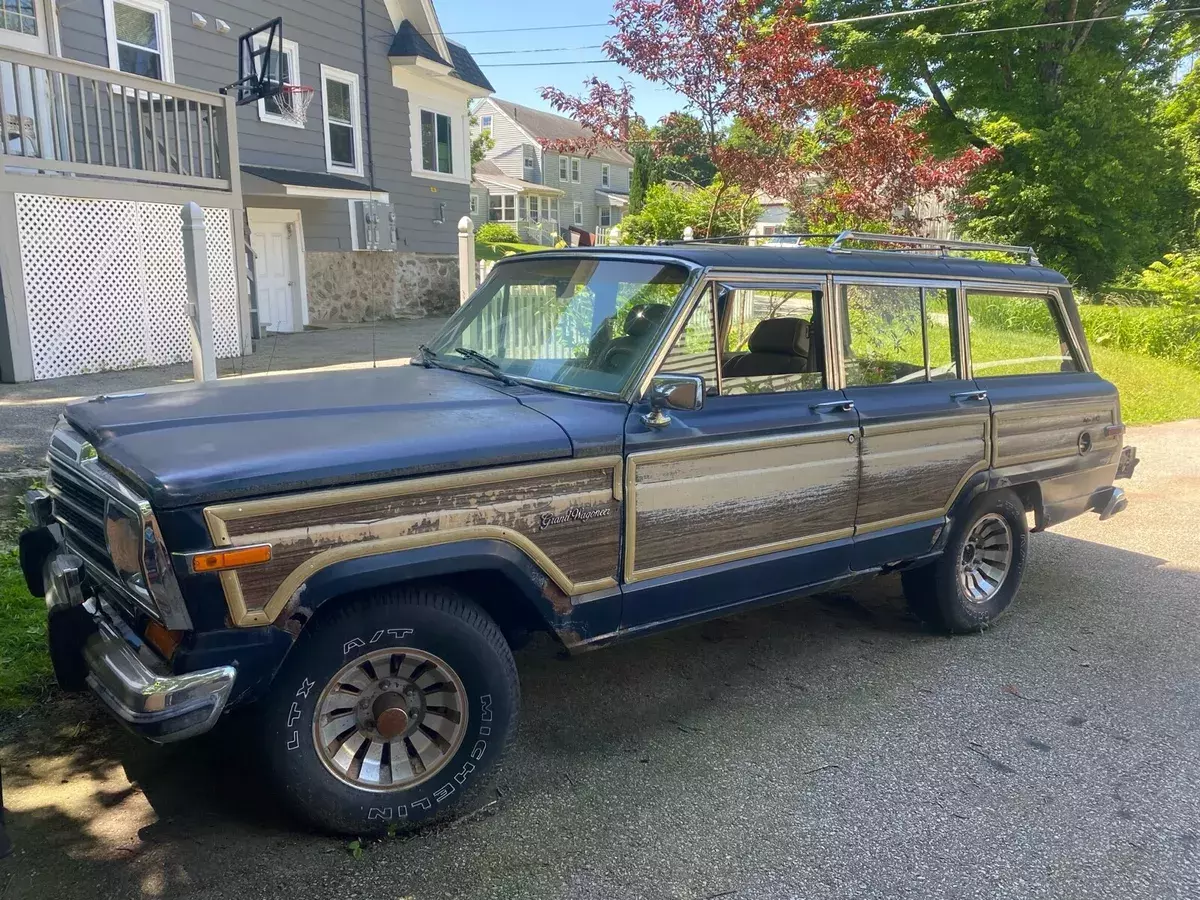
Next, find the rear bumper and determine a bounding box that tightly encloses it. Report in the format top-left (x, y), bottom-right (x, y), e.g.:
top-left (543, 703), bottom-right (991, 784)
top-left (33, 537), bottom-right (237, 743)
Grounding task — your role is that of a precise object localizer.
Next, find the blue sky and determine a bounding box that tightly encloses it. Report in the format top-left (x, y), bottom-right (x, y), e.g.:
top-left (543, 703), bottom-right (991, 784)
top-left (434, 0), bottom-right (683, 125)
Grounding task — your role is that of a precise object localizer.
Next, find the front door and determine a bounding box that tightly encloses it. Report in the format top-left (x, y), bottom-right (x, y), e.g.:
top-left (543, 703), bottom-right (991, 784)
top-left (249, 214), bottom-right (300, 333)
top-left (833, 278), bottom-right (990, 569)
top-left (621, 279), bottom-right (860, 630)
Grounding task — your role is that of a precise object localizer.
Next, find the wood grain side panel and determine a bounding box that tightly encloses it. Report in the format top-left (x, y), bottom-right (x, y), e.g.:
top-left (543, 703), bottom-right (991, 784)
top-left (993, 402), bottom-right (1117, 467)
top-left (856, 418), bottom-right (988, 528)
top-left (630, 436), bottom-right (857, 577)
top-left (210, 463), bottom-right (621, 624)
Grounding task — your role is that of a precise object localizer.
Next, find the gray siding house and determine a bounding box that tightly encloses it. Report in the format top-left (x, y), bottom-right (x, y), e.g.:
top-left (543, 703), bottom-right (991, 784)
top-left (0, 0), bottom-right (491, 381)
top-left (470, 98), bottom-right (632, 245)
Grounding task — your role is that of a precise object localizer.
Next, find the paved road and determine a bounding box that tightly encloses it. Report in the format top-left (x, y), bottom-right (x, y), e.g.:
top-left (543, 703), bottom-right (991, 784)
top-left (2, 422), bottom-right (1198, 900)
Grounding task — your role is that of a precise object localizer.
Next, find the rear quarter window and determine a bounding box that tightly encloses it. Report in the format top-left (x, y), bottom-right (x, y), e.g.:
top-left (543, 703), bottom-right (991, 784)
top-left (967, 291), bottom-right (1079, 377)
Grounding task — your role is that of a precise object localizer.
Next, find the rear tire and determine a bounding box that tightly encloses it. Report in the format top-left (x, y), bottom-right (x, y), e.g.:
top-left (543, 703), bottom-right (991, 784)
top-left (902, 488), bottom-right (1029, 633)
top-left (259, 584), bottom-right (519, 835)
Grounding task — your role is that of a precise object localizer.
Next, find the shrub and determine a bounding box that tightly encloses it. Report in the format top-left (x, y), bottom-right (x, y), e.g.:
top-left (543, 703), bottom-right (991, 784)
top-left (475, 222), bottom-right (520, 244)
top-left (1131, 252), bottom-right (1200, 308)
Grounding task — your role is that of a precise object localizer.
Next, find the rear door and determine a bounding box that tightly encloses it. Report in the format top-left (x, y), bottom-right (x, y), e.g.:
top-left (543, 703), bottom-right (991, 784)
top-left (962, 284), bottom-right (1122, 525)
top-left (621, 277), bottom-right (860, 629)
top-left (834, 278), bottom-right (991, 569)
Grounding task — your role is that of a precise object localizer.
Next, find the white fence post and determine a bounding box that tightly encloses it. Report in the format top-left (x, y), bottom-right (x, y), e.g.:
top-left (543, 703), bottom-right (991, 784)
top-left (458, 216), bottom-right (476, 305)
top-left (682, 225), bottom-right (694, 241)
top-left (181, 202), bottom-right (216, 382)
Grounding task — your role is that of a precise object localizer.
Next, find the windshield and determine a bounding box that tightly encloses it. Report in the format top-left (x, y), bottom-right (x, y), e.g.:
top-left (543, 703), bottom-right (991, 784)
top-left (426, 256), bottom-right (693, 395)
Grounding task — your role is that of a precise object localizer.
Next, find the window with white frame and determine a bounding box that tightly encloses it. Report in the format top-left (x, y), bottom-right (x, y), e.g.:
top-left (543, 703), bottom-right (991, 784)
top-left (598, 206), bottom-right (612, 227)
top-left (559, 156), bottom-right (568, 182)
top-left (420, 109), bottom-right (453, 175)
top-left (570, 157), bottom-right (581, 183)
top-left (255, 36), bottom-right (301, 126)
top-left (470, 194), bottom-right (478, 215)
top-left (573, 201), bottom-right (583, 225)
top-left (524, 152), bottom-right (535, 171)
top-left (489, 193), bottom-right (515, 222)
top-left (1, 0), bottom-right (38, 36)
top-left (549, 198), bottom-right (559, 222)
top-left (104, 0), bottom-right (173, 81)
top-left (320, 65), bottom-right (362, 175)
top-left (601, 164), bottom-right (610, 187)
top-left (480, 114), bottom-right (492, 134)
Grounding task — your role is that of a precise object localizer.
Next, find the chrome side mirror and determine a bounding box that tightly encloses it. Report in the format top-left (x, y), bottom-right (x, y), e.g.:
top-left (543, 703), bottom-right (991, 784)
top-left (642, 373), bottom-right (705, 428)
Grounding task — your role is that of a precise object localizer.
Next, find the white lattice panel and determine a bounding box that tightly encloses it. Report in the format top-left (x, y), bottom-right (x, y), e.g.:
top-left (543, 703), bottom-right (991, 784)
top-left (16, 194), bottom-right (242, 380)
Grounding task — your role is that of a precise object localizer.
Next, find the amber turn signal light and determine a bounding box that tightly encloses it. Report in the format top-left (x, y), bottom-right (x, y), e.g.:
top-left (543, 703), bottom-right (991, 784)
top-left (144, 620), bottom-right (181, 660)
top-left (190, 544), bottom-right (273, 573)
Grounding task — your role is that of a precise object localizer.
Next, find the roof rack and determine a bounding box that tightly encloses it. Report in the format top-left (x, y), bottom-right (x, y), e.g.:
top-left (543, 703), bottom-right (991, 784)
top-left (827, 231), bottom-right (1041, 266)
top-left (657, 233), bottom-right (837, 246)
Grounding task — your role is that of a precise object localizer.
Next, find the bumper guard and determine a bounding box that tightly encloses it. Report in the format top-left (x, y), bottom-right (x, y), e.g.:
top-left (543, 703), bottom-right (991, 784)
top-left (41, 549), bottom-right (236, 743)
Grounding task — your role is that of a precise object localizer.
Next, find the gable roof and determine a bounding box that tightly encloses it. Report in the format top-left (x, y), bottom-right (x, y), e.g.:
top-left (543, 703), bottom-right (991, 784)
top-left (484, 98), bottom-right (634, 166)
top-left (388, 20), bottom-right (493, 92)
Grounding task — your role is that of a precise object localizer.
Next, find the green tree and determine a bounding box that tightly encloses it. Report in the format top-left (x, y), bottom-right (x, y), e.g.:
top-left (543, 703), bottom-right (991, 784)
top-left (628, 145), bottom-right (658, 214)
top-left (813, 0), bottom-right (1198, 288)
top-left (651, 112), bottom-right (719, 186)
top-left (1161, 63), bottom-right (1200, 235)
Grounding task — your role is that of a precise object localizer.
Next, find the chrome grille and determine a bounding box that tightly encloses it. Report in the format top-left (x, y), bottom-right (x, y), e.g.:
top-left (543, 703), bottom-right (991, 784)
top-left (47, 430), bottom-right (158, 623)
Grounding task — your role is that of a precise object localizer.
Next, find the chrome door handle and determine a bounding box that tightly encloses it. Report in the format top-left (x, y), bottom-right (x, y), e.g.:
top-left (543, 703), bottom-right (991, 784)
top-left (951, 390), bottom-right (988, 402)
top-left (810, 400), bottom-right (855, 413)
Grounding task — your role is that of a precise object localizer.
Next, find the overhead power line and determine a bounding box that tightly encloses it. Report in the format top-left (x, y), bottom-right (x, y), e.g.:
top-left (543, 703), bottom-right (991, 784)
top-left (481, 5), bottom-right (1200, 66)
top-left (442, 0), bottom-right (996, 43)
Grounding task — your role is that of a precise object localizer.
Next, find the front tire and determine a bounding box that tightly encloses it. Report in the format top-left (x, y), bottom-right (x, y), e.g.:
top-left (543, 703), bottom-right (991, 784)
top-left (902, 488), bottom-right (1029, 633)
top-left (259, 584), bottom-right (519, 835)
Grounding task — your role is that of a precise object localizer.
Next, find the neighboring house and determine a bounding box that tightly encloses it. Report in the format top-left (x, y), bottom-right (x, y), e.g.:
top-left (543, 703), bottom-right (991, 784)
top-left (751, 193), bottom-right (789, 237)
top-left (469, 98), bottom-right (633, 246)
top-left (0, 0), bottom-right (492, 382)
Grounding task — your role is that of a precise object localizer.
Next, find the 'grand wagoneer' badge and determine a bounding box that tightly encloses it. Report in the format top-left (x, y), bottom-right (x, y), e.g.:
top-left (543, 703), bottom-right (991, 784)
top-left (538, 506), bottom-right (612, 530)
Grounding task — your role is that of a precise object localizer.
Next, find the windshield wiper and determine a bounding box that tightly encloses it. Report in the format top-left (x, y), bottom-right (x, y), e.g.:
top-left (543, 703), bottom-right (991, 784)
top-left (415, 344), bottom-right (437, 368)
top-left (452, 347), bottom-right (520, 386)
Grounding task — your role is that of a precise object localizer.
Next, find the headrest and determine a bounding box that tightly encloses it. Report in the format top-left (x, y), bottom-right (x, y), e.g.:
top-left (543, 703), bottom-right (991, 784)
top-left (747, 317), bottom-right (811, 356)
top-left (624, 303), bottom-right (669, 337)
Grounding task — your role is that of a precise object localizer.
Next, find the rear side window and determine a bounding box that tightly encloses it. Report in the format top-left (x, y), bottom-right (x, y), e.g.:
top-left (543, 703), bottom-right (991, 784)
top-left (966, 292), bottom-right (1079, 377)
top-left (838, 283), bottom-right (963, 386)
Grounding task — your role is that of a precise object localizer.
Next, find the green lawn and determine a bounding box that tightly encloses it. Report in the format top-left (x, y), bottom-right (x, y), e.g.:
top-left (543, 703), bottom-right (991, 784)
top-left (0, 548), bottom-right (52, 713)
top-left (1092, 345), bottom-right (1200, 424)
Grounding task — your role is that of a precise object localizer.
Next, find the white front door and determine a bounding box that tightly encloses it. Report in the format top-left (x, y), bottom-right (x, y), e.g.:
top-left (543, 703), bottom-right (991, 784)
top-left (250, 217), bottom-right (299, 333)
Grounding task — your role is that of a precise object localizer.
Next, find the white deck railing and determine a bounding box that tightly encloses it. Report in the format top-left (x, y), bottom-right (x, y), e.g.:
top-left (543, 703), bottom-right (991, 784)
top-left (1, 47), bottom-right (238, 191)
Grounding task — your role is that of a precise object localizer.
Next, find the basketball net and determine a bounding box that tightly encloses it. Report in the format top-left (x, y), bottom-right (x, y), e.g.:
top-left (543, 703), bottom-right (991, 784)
top-left (276, 84), bottom-right (316, 127)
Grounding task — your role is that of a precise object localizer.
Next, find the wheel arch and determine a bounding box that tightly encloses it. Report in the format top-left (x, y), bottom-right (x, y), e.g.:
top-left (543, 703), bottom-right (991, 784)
top-left (284, 539), bottom-right (572, 647)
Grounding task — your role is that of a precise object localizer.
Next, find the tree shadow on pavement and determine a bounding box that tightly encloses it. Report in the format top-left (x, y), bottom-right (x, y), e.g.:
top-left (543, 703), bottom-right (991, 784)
top-left (2, 530), bottom-right (1198, 899)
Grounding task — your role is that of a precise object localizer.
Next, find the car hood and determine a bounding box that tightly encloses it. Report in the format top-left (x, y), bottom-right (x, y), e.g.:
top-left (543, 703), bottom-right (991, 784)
top-left (64, 366), bottom-right (573, 509)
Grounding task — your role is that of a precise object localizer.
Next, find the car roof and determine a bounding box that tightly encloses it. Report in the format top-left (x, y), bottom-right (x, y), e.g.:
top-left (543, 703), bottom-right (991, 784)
top-left (529, 244), bottom-right (1071, 287)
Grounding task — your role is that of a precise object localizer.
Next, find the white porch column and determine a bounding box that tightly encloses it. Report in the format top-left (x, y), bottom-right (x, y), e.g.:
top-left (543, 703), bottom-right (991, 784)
top-left (0, 191), bottom-right (34, 382)
top-left (181, 202), bottom-right (217, 382)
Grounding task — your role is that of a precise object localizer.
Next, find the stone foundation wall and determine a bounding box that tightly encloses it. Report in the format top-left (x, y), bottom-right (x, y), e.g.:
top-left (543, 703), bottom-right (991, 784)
top-left (305, 251), bottom-right (459, 322)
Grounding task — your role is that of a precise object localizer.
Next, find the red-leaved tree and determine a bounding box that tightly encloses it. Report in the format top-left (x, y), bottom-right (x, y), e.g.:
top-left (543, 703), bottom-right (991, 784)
top-left (540, 0), bottom-right (998, 233)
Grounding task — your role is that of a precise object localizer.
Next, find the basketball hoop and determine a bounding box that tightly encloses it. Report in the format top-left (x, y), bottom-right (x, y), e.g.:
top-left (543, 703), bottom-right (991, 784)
top-left (276, 84), bottom-right (315, 127)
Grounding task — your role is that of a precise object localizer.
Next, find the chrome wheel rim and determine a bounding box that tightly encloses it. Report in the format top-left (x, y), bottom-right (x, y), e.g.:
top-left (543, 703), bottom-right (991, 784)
top-left (957, 513), bottom-right (1013, 603)
top-left (312, 648), bottom-right (468, 792)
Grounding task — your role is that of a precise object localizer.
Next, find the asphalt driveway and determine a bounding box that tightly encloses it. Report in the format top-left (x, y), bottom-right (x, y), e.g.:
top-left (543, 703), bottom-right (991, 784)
top-left (1, 421), bottom-right (1198, 900)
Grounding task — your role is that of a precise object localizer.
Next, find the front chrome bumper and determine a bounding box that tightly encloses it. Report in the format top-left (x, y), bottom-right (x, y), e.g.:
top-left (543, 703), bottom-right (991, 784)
top-left (41, 548), bottom-right (236, 743)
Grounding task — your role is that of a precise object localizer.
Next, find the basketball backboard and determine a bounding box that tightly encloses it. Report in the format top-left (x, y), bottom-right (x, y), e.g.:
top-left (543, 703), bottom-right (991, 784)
top-left (230, 18), bottom-right (284, 106)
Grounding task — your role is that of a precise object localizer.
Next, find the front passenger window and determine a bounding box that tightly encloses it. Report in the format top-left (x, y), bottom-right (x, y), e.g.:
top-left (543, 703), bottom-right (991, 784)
top-left (720, 286), bottom-right (826, 395)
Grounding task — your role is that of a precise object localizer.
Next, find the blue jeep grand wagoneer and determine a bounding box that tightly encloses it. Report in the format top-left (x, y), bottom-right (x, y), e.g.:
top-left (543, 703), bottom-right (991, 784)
top-left (21, 233), bottom-right (1137, 834)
